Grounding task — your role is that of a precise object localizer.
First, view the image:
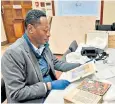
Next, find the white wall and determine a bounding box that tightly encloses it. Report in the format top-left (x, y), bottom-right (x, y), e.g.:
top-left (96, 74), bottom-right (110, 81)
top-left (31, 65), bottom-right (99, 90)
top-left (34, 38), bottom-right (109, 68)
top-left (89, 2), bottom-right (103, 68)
top-left (1, 15), bottom-right (7, 42)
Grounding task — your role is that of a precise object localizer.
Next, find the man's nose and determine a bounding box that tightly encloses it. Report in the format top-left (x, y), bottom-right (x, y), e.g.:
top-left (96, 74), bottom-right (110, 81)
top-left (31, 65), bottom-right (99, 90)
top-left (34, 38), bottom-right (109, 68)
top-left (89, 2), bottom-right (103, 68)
top-left (47, 31), bottom-right (50, 37)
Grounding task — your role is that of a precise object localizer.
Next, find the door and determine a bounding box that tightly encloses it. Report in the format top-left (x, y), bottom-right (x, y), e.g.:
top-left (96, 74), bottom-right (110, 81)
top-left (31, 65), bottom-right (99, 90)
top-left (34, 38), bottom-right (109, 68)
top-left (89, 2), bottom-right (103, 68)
top-left (1, 0), bottom-right (32, 43)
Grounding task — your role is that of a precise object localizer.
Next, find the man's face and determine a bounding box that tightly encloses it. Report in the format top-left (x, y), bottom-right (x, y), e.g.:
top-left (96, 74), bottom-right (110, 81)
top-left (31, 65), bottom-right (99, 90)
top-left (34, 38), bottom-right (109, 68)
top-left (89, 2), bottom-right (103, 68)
top-left (28, 17), bottom-right (50, 46)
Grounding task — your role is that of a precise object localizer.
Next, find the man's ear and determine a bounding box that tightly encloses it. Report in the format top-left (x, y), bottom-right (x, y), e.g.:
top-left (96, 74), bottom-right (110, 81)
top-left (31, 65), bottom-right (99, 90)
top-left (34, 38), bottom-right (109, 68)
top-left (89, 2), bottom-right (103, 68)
top-left (27, 24), bottom-right (34, 34)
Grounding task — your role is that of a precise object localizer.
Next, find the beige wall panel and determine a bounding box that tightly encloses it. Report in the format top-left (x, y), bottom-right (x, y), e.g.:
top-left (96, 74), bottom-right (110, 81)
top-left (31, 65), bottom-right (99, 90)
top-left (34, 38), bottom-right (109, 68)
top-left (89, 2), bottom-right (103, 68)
top-left (103, 1), bottom-right (115, 24)
top-left (49, 16), bottom-right (96, 54)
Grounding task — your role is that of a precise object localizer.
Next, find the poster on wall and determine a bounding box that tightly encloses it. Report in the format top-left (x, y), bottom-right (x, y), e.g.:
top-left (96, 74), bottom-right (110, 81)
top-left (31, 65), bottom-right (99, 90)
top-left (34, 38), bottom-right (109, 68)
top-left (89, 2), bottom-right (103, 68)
top-left (32, 0), bottom-right (53, 16)
top-left (55, 0), bottom-right (101, 19)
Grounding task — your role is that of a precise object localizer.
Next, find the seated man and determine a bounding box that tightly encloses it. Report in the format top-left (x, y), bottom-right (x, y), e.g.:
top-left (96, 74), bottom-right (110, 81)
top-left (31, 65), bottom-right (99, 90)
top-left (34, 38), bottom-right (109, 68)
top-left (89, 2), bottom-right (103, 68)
top-left (1, 10), bottom-right (81, 103)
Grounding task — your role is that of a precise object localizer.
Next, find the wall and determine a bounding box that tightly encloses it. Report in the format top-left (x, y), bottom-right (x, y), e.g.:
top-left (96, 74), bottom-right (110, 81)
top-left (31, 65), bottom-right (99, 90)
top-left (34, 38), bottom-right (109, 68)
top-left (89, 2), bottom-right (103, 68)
top-left (1, 1), bottom-right (115, 44)
top-left (1, 15), bottom-right (7, 42)
top-left (103, 1), bottom-right (115, 24)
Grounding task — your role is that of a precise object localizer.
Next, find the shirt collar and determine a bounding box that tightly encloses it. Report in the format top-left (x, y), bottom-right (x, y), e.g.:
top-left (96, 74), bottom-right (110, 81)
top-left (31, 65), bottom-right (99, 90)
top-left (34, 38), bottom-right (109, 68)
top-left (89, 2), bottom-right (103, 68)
top-left (31, 43), bottom-right (45, 55)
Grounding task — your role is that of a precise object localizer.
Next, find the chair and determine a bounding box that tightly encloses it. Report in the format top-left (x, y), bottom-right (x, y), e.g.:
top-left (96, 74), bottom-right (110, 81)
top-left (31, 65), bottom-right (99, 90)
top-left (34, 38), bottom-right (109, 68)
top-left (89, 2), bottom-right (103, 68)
top-left (61, 40), bottom-right (78, 61)
top-left (1, 78), bottom-right (6, 103)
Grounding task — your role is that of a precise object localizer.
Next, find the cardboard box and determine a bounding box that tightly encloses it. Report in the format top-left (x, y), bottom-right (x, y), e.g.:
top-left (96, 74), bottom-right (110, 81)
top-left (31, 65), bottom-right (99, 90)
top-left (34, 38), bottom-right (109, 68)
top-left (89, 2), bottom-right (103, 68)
top-left (108, 35), bottom-right (115, 48)
top-left (49, 16), bottom-right (96, 54)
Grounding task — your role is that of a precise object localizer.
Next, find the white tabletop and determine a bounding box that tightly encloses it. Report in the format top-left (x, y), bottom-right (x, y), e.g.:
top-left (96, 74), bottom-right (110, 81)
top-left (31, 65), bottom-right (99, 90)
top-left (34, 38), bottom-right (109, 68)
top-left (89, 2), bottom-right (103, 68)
top-left (44, 48), bottom-right (115, 104)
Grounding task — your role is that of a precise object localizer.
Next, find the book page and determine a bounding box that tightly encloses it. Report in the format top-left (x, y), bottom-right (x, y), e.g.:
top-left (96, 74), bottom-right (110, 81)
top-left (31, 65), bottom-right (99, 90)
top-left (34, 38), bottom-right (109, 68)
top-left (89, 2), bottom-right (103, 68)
top-left (64, 88), bottom-right (102, 104)
top-left (72, 90), bottom-right (101, 104)
top-left (65, 61), bottom-right (96, 82)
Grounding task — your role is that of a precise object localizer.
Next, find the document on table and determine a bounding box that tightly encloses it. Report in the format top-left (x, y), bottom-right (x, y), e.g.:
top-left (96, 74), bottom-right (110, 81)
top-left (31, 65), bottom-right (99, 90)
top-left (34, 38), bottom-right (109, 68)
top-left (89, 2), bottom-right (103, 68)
top-left (95, 67), bottom-right (115, 79)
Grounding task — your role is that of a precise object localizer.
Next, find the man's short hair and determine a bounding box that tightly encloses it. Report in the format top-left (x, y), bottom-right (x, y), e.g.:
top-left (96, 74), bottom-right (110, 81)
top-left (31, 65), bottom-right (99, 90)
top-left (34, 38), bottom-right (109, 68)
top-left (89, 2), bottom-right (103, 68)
top-left (24, 9), bottom-right (46, 29)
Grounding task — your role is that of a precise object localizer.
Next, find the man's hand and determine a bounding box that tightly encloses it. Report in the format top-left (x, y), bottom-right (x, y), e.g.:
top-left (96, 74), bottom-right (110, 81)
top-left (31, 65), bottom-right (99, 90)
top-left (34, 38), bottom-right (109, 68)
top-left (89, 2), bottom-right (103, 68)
top-left (50, 80), bottom-right (70, 90)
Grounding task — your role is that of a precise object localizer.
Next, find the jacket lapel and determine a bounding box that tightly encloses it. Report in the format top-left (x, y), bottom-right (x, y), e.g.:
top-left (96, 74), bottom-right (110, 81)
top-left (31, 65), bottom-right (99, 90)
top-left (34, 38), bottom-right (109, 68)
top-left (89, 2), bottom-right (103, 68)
top-left (43, 48), bottom-right (56, 76)
top-left (22, 37), bottom-right (43, 81)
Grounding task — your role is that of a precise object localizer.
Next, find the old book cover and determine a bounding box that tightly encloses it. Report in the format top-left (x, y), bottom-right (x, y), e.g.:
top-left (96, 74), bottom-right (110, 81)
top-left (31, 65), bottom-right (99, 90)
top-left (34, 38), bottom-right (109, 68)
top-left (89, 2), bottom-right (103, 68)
top-left (77, 78), bottom-right (111, 96)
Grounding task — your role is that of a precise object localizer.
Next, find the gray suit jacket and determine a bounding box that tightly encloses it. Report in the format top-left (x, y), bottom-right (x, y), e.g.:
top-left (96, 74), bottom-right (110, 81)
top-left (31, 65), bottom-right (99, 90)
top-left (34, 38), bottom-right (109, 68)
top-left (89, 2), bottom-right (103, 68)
top-left (1, 36), bottom-right (80, 103)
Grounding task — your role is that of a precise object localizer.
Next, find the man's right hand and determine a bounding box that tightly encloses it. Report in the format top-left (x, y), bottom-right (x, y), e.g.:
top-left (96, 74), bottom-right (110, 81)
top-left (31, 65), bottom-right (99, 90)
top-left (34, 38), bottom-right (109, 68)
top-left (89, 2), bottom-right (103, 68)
top-left (49, 80), bottom-right (70, 90)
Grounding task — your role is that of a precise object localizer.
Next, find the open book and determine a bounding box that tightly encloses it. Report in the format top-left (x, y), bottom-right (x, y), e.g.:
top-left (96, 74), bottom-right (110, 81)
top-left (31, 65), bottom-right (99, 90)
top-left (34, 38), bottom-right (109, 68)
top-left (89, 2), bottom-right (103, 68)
top-left (63, 61), bottom-right (96, 82)
top-left (64, 78), bottom-right (111, 104)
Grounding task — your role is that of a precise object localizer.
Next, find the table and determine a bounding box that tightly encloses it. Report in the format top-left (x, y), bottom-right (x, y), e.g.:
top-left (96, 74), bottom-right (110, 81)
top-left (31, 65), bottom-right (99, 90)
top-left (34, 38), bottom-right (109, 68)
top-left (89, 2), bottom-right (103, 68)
top-left (44, 48), bottom-right (115, 104)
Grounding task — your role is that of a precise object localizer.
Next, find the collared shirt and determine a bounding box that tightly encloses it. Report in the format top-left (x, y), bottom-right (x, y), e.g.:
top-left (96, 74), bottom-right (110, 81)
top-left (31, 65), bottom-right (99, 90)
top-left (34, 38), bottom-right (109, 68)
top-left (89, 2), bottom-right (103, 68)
top-left (31, 43), bottom-right (49, 76)
top-left (31, 44), bottom-right (45, 56)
